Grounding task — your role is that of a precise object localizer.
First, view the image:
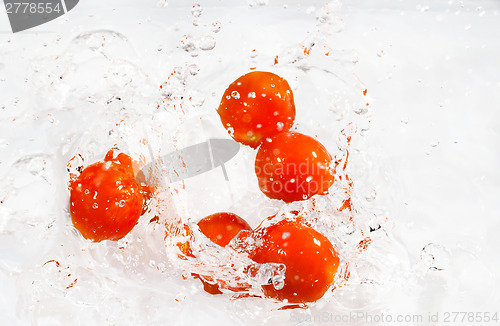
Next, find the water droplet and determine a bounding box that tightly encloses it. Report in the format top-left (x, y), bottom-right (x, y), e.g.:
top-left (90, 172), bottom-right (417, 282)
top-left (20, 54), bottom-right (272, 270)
top-left (256, 124), bottom-right (262, 128)
top-left (227, 126), bottom-right (235, 136)
top-left (276, 122), bottom-right (284, 131)
top-left (188, 64), bottom-right (200, 76)
top-left (157, 0), bottom-right (168, 8)
top-left (191, 4), bottom-right (203, 17)
top-left (270, 83), bottom-right (275, 88)
top-left (272, 275), bottom-right (285, 290)
top-left (84, 189), bottom-right (90, 195)
top-left (247, 0), bottom-right (269, 7)
top-left (365, 189), bottom-right (377, 202)
top-left (282, 232), bottom-right (290, 239)
top-left (231, 91), bottom-right (240, 99)
top-left (306, 176), bottom-right (313, 182)
top-left (420, 243), bottom-right (451, 271)
top-left (248, 92), bottom-right (256, 98)
top-left (93, 203), bottom-right (98, 209)
top-left (118, 200), bottom-right (125, 207)
top-left (103, 161), bottom-right (112, 170)
top-left (179, 35), bottom-right (197, 54)
top-left (211, 21), bottom-right (221, 33)
top-left (198, 35), bottom-right (216, 51)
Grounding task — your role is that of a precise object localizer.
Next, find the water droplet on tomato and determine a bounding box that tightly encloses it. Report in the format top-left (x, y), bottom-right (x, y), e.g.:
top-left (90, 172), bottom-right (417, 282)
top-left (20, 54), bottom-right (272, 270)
top-left (272, 275), bottom-right (285, 290)
top-left (248, 92), bottom-right (256, 98)
top-left (231, 91), bottom-right (240, 99)
top-left (276, 122), bottom-right (284, 131)
top-left (92, 203), bottom-right (98, 209)
top-left (103, 161), bottom-right (112, 170)
top-left (118, 200), bottom-right (126, 207)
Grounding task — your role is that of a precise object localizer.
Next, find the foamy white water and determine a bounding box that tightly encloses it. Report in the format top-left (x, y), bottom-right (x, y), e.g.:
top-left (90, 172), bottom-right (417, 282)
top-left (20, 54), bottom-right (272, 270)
top-left (1, 1), bottom-right (499, 325)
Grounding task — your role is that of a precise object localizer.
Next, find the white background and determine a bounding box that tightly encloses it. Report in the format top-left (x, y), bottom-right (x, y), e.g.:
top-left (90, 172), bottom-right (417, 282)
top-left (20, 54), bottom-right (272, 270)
top-left (1, 0), bottom-right (499, 325)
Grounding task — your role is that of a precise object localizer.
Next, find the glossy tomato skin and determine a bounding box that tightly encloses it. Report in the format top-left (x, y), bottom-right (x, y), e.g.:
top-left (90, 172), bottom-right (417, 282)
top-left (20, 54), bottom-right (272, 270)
top-left (195, 212), bottom-right (252, 295)
top-left (217, 71), bottom-right (295, 148)
top-left (69, 152), bottom-right (145, 242)
top-left (255, 131), bottom-right (334, 202)
top-left (198, 212), bottom-right (252, 247)
top-left (250, 219), bottom-right (339, 303)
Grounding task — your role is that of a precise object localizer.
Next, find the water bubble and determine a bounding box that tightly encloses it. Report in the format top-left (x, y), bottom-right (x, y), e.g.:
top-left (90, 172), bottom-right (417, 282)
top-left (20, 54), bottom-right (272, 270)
top-left (157, 0), bottom-right (168, 7)
top-left (420, 243), bottom-right (451, 271)
top-left (276, 122), bottom-right (284, 131)
top-left (92, 203), bottom-right (98, 209)
top-left (198, 35), bottom-right (216, 51)
top-left (249, 49), bottom-right (258, 58)
top-left (188, 64), bottom-right (200, 76)
top-left (247, 0), bottom-right (269, 7)
top-left (118, 200), bottom-right (125, 207)
top-left (231, 91), bottom-right (240, 99)
top-left (69, 30), bottom-right (133, 60)
top-left (84, 189), bottom-right (90, 195)
top-left (191, 4), bottom-right (203, 17)
top-left (179, 35), bottom-right (198, 55)
top-left (188, 90), bottom-right (205, 107)
top-left (354, 105), bottom-right (368, 115)
top-left (365, 189), bottom-right (377, 202)
top-left (211, 21), bottom-right (221, 33)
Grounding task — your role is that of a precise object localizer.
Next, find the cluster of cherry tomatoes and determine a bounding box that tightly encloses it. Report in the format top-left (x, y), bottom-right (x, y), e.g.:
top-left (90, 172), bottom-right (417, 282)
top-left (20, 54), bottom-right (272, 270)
top-left (68, 71), bottom-right (340, 304)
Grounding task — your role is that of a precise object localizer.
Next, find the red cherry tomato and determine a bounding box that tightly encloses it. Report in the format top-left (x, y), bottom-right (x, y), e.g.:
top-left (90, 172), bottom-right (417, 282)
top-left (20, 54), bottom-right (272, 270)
top-left (198, 212), bottom-right (252, 247)
top-left (255, 131), bottom-right (335, 202)
top-left (195, 212), bottom-right (252, 295)
top-left (217, 71), bottom-right (296, 148)
top-left (69, 150), bottom-right (146, 242)
top-left (250, 219), bottom-right (339, 303)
